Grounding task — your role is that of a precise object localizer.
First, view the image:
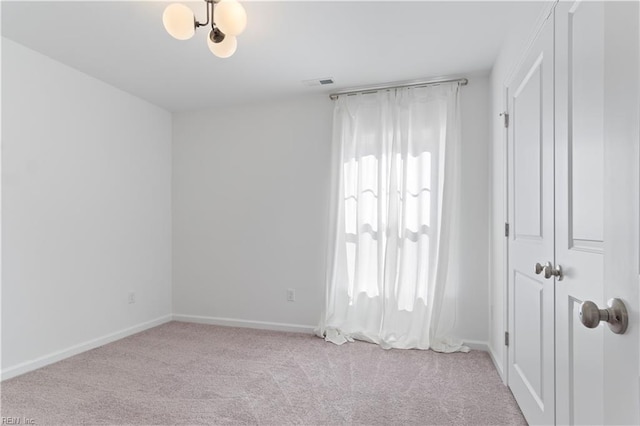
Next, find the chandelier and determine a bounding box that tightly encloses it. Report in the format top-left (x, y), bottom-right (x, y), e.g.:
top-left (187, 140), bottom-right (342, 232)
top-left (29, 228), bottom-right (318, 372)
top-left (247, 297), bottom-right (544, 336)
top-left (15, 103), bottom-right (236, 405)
top-left (163, 0), bottom-right (247, 58)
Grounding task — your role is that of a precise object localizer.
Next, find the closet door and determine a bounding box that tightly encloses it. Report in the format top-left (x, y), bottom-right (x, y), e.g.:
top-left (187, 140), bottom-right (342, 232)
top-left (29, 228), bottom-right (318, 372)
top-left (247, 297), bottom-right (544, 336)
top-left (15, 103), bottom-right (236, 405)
top-left (554, 2), bottom-right (605, 424)
top-left (506, 12), bottom-right (556, 426)
top-left (555, 1), bottom-right (640, 424)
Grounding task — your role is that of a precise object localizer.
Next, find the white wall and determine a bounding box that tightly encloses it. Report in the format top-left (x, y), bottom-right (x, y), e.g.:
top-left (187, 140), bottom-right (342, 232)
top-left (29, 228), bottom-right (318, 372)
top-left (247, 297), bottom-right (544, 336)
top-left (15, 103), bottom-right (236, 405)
top-left (452, 75), bottom-right (491, 344)
top-left (488, 2), bottom-right (550, 377)
top-left (1, 39), bottom-right (173, 378)
top-left (172, 96), bottom-right (333, 329)
top-left (172, 77), bottom-right (492, 343)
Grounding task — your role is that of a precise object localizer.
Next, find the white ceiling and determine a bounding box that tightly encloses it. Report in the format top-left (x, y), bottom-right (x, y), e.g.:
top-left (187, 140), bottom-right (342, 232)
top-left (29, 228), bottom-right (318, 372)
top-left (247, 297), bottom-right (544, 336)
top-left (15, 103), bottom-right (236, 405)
top-left (1, 1), bottom-right (544, 112)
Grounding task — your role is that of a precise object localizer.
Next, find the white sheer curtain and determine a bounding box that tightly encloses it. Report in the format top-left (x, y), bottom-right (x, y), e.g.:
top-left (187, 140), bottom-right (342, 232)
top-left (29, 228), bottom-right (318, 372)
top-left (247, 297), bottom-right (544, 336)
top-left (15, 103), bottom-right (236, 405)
top-left (316, 83), bottom-right (468, 352)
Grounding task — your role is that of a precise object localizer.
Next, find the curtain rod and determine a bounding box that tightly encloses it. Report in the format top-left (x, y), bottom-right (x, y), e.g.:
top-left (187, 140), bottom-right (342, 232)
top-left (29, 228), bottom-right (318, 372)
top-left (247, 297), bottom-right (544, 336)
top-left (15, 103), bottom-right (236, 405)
top-left (328, 77), bottom-right (468, 100)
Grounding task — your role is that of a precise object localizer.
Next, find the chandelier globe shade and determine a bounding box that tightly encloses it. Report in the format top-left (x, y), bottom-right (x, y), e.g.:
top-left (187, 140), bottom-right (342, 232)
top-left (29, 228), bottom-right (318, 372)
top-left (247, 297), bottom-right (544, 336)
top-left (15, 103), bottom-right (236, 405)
top-left (214, 0), bottom-right (247, 36)
top-left (207, 33), bottom-right (237, 58)
top-left (162, 3), bottom-right (195, 40)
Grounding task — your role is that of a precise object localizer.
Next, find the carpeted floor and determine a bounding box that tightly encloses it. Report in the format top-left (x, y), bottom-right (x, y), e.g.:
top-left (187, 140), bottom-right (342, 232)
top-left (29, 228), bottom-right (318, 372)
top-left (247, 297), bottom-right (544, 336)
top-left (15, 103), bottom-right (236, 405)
top-left (1, 322), bottom-right (526, 425)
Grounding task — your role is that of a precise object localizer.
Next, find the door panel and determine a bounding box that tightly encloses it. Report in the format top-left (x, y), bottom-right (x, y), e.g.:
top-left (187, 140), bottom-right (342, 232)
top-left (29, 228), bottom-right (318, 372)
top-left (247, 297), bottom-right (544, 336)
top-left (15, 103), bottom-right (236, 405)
top-left (555, 1), bottom-right (605, 424)
top-left (513, 61), bottom-right (543, 240)
top-left (568, 1), bottom-right (605, 249)
top-left (507, 13), bottom-right (555, 425)
top-left (513, 272), bottom-right (544, 401)
top-left (565, 297), bottom-right (604, 425)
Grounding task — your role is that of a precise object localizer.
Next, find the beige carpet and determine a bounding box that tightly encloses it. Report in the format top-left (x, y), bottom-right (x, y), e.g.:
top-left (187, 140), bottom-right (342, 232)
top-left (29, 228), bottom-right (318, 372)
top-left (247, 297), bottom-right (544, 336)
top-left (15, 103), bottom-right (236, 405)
top-left (1, 322), bottom-right (526, 425)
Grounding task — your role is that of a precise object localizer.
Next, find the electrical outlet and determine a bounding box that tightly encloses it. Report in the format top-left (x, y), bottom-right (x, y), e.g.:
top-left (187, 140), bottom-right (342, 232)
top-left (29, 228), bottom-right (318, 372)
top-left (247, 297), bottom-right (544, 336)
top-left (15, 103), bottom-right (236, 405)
top-left (128, 291), bottom-right (136, 304)
top-left (286, 288), bottom-right (295, 302)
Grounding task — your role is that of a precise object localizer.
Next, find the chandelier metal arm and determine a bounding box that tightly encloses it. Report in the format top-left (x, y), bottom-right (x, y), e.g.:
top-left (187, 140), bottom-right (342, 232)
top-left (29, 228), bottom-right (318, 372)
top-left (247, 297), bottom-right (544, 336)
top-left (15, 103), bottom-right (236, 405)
top-left (209, 0), bottom-right (216, 30)
top-left (195, 0), bottom-right (219, 29)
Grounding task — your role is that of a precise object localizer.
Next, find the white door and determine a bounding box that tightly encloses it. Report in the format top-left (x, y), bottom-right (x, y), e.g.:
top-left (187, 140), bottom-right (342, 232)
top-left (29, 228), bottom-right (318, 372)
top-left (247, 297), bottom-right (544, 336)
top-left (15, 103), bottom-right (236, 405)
top-left (509, 1), bottom-right (640, 425)
top-left (555, 1), bottom-right (640, 425)
top-left (554, 1), bottom-right (606, 424)
top-left (506, 11), bottom-right (556, 426)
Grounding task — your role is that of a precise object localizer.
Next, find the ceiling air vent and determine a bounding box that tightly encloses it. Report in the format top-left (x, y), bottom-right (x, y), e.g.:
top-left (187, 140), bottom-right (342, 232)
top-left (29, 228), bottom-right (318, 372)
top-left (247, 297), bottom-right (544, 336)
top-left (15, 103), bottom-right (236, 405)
top-left (302, 77), bottom-right (334, 87)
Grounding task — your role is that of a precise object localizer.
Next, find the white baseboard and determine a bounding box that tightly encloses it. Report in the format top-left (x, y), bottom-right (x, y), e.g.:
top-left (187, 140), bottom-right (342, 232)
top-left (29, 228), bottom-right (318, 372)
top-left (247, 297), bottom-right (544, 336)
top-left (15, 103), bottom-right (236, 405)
top-left (463, 340), bottom-right (490, 352)
top-left (172, 314), bottom-right (316, 334)
top-left (1, 315), bottom-right (172, 381)
top-left (488, 345), bottom-right (506, 383)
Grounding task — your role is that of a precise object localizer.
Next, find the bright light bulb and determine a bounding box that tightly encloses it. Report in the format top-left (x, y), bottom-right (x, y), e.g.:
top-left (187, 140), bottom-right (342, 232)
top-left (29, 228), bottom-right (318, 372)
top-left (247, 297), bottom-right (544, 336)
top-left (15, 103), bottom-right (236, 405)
top-left (163, 3), bottom-right (195, 40)
top-left (215, 0), bottom-right (247, 36)
top-left (207, 34), bottom-right (237, 58)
